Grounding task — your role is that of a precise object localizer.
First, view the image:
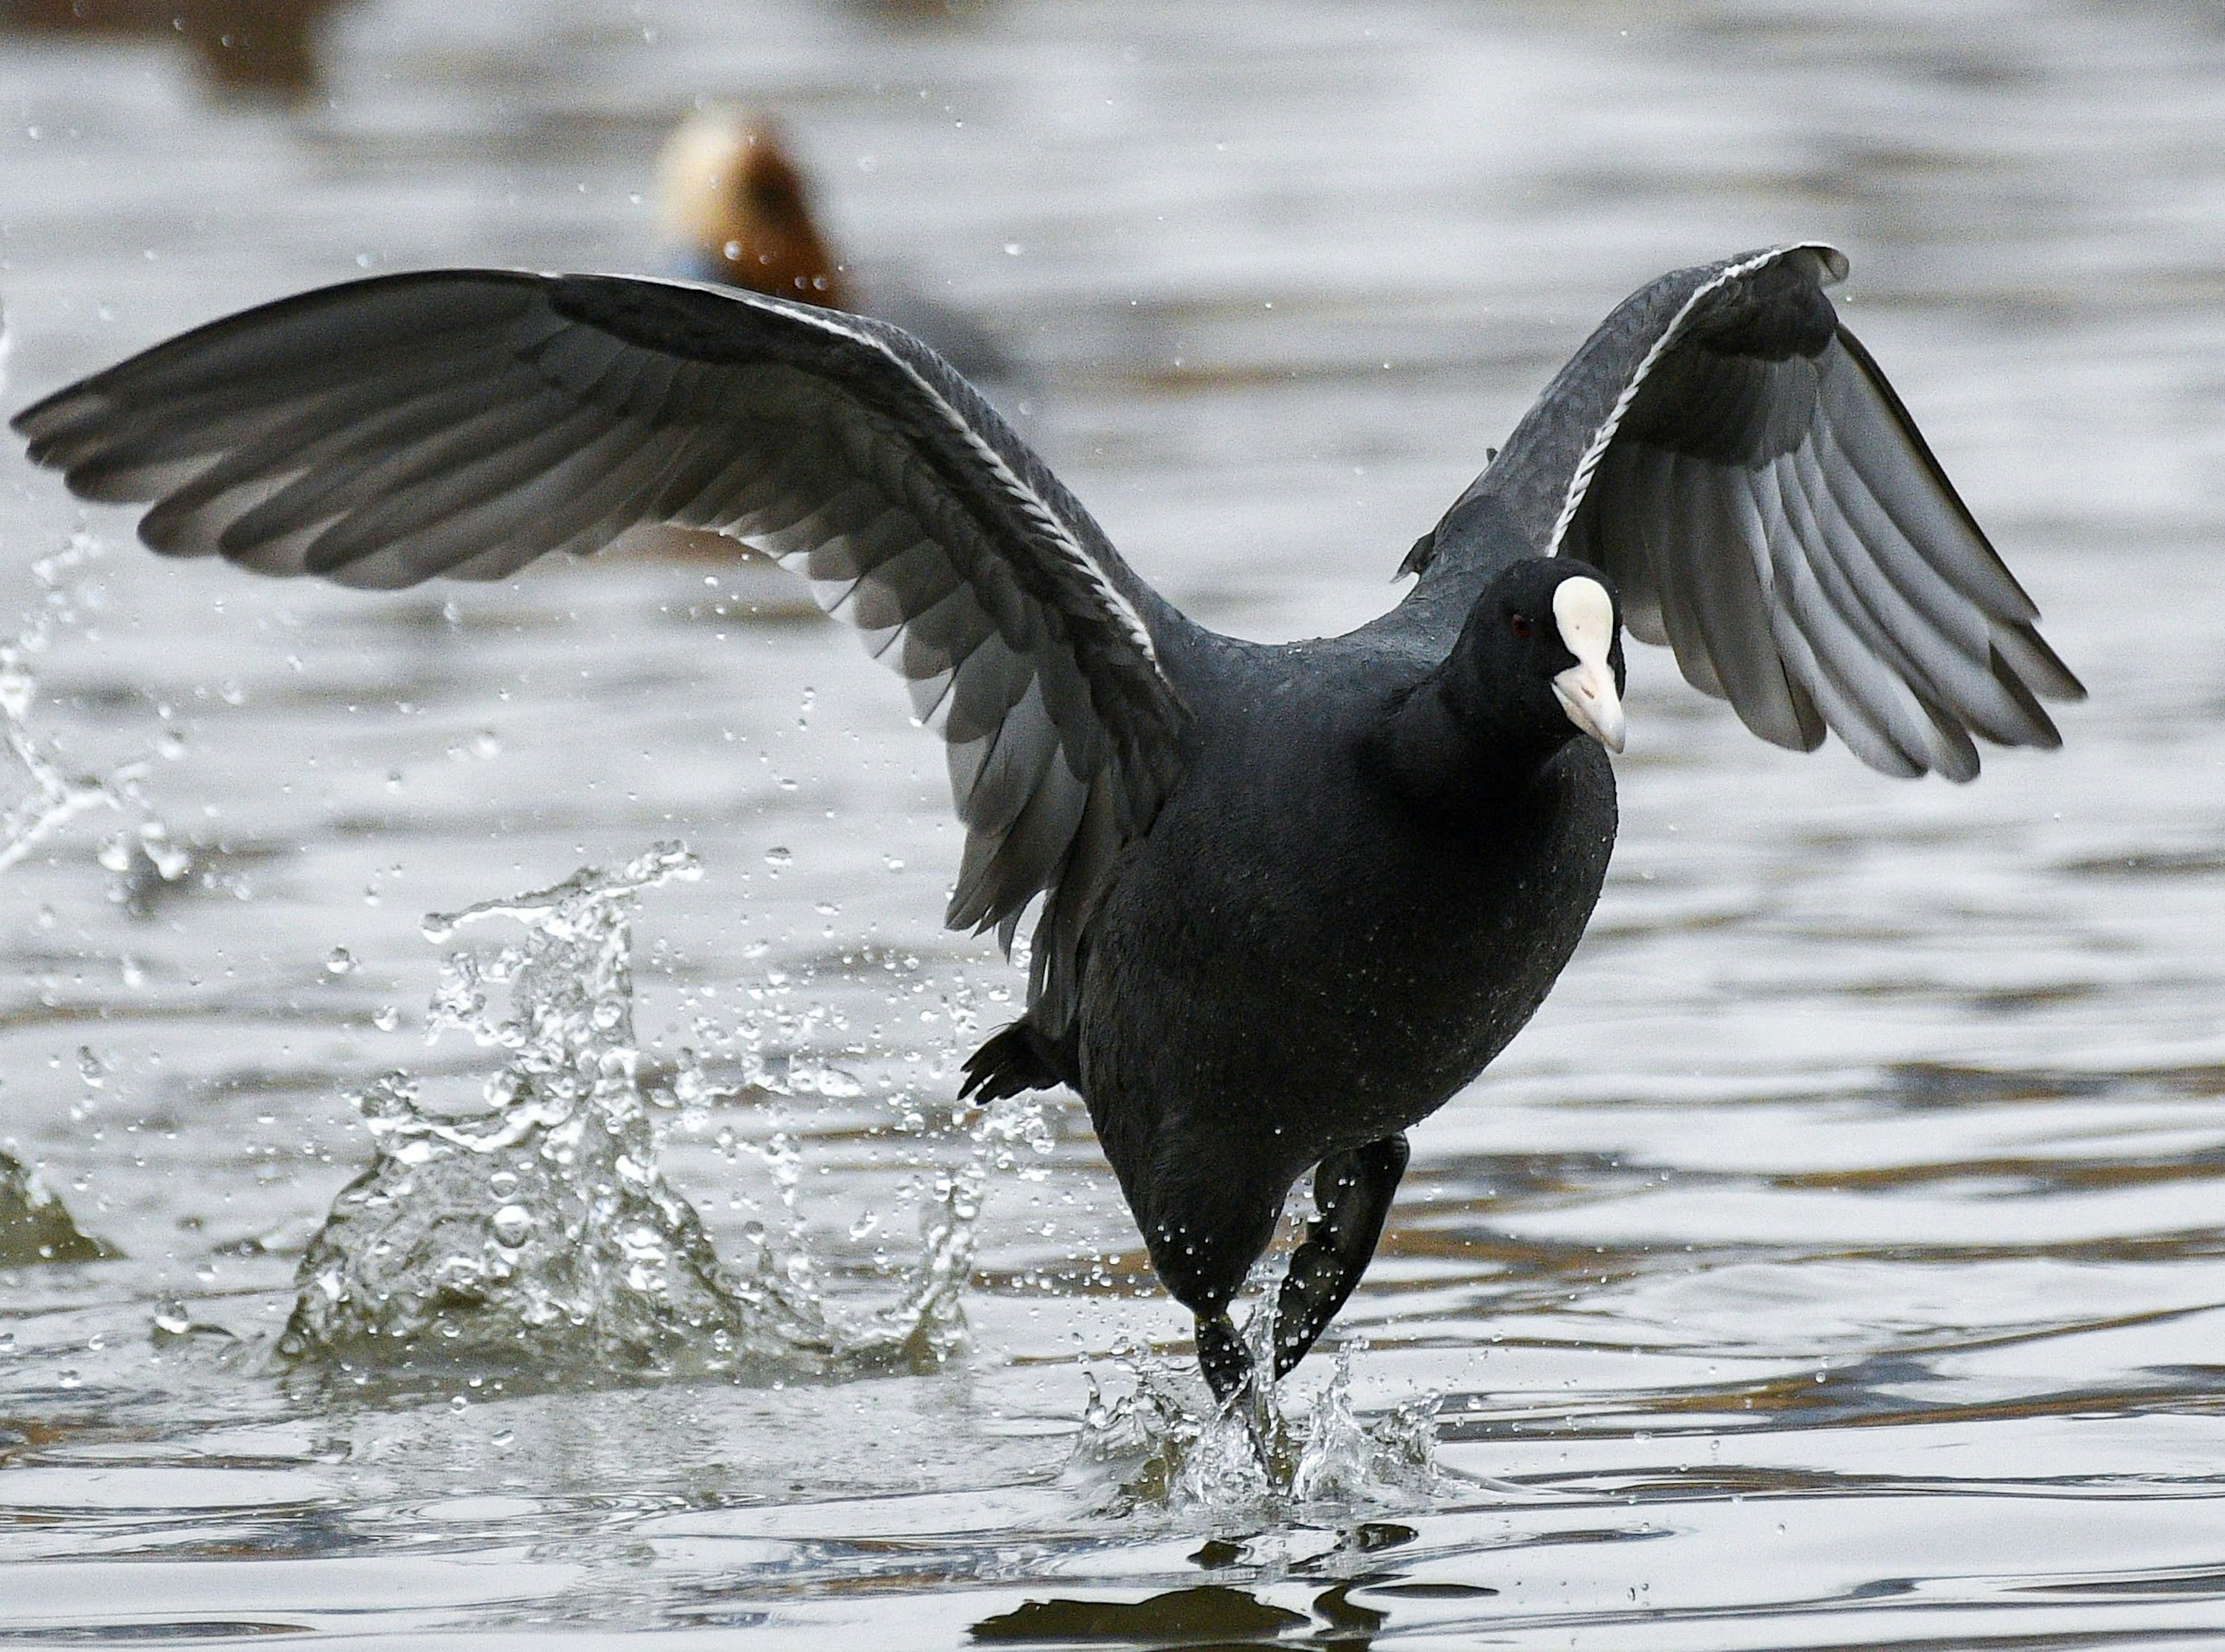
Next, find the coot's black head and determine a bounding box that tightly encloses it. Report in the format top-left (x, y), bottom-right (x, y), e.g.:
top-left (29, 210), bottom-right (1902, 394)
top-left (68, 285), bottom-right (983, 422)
top-left (1445, 557), bottom-right (1628, 761)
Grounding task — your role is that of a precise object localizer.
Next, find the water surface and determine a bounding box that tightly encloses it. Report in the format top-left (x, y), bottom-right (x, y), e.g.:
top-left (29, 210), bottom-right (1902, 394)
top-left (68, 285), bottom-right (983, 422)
top-left (3, 1), bottom-right (2225, 1645)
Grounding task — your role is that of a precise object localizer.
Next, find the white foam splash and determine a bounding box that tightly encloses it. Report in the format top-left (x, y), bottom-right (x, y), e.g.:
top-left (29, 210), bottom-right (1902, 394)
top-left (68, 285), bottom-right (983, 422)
top-left (1066, 1322), bottom-right (1445, 1522)
top-left (281, 843), bottom-right (988, 1384)
top-left (0, 530), bottom-right (184, 888)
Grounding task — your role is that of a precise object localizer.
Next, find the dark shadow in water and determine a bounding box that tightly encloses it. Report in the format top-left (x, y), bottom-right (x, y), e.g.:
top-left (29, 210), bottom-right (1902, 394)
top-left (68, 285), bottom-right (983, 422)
top-left (2026, 1566), bottom-right (2225, 1600)
top-left (838, 0), bottom-right (999, 25)
top-left (2059, 848), bottom-right (2225, 881)
top-left (1308, 1583), bottom-right (1388, 1641)
top-left (969, 1585), bottom-right (1311, 1646)
top-left (1885, 1062), bottom-right (2117, 1108)
top-left (969, 1573), bottom-right (1509, 1649)
top-left (0, 0), bottom-right (351, 102)
top-left (0, 1624), bottom-right (313, 1642)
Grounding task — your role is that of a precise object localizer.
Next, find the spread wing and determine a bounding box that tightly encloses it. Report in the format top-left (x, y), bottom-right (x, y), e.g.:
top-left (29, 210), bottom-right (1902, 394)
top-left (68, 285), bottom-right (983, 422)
top-left (1409, 244), bottom-right (2082, 781)
top-left (13, 270), bottom-right (1192, 1027)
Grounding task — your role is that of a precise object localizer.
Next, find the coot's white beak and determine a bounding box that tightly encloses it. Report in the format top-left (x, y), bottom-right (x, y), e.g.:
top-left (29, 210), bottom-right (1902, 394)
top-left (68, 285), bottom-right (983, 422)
top-left (1550, 576), bottom-right (1625, 753)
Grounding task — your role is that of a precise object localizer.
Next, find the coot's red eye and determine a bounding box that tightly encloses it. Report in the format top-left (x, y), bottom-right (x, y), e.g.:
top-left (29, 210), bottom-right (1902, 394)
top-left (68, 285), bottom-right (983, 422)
top-left (1509, 612), bottom-right (1534, 639)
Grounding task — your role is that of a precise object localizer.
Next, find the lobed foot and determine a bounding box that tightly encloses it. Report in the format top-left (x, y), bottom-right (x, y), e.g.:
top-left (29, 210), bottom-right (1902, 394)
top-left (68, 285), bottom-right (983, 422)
top-left (1195, 1310), bottom-right (1253, 1406)
top-left (1271, 1133), bottom-right (1410, 1381)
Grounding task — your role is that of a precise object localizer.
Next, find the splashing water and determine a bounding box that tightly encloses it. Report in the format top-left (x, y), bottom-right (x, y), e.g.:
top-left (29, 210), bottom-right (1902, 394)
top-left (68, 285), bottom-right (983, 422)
top-left (1067, 1313), bottom-right (1445, 1522)
top-left (280, 843), bottom-right (988, 1384)
top-left (0, 1148), bottom-right (114, 1267)
top-left (0, 531), bottom-right (186, 886)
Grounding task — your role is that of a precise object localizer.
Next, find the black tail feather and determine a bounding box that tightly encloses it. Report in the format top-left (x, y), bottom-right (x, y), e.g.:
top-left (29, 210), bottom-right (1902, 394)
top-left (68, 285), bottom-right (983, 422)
top-left (960, 1019), bottom-right (1075, 1102)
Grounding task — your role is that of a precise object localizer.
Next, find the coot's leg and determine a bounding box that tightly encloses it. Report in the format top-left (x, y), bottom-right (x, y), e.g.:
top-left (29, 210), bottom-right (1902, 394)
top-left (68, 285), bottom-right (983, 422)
top-left (1195, 1311), bottom-right (1253, 1406)
top-left (1271, 1133), bottom-right (1410, 1380)
top-left (1136, 1169), bottom-right (1286, 1407)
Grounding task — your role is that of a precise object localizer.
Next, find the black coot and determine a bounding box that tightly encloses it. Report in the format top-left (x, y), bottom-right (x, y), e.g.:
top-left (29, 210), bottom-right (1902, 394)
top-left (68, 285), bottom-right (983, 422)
top-left (12, 245), bottom-right (2081, 1403)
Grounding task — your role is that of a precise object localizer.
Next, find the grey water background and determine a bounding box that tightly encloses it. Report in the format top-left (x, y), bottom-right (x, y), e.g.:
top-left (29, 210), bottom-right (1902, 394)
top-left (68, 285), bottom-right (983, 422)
top-left (2, 0), bottom-right (2224, 1644)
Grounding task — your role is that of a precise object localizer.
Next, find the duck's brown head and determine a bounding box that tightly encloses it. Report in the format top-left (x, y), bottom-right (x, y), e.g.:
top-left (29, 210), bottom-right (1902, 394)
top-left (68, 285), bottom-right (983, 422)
top-left (657, 109), bottom-right (851, 310)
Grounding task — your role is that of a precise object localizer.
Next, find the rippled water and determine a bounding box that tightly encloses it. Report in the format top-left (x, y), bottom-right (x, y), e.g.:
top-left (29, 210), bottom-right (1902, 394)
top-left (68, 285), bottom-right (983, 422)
top-left (3, 1), bottom-right (2224, 1645)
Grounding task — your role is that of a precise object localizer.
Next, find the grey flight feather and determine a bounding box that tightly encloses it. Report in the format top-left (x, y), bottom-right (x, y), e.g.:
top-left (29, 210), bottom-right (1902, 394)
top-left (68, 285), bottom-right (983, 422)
top-left (1404, 243), bottom-right (2084, 781)
top-left (11, 269), bottom-right (1192, 1031)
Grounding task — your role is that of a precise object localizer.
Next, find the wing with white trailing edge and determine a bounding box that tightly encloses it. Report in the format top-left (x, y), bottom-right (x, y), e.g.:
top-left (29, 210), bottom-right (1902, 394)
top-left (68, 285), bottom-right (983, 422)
top-left (14, 271), bottom-right (1194, 1024)
top-left (1407, 245), bottom-right (2082, 780)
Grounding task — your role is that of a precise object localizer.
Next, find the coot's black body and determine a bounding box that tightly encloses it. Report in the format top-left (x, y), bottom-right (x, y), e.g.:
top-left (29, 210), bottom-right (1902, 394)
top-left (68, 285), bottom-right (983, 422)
top-left (1026, 614), bottom-right (1614, 1388)
top-left (12, 243), bottom-right (2079, 1403)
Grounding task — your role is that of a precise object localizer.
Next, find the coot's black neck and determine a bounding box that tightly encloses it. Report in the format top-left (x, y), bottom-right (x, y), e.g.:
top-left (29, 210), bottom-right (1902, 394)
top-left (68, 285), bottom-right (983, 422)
top-left (1372, 643), bottom-right (1582, 818)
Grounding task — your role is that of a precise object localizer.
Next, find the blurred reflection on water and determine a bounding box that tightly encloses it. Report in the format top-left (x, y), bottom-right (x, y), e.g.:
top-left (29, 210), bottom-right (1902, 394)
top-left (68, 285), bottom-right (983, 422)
top-left (1, 1), bottom-right (2224, 1646)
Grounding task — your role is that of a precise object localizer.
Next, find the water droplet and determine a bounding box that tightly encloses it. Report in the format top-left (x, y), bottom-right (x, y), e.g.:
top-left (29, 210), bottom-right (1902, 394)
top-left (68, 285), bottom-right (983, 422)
top-left (490, 1205), bottom-right (534, 1247)
top-left (325, 947), bottom-right (356, 976)
top-left (152, 1296), bottom-right (190, 1336)
top-left (0, 661), bottom-right (32, 723)
top-left (372, 1005), bottom-right (400, 1032)
top-left (140, 825), bottom-right (189, 880)
top-left (764, 847), bottom-right (793, 869)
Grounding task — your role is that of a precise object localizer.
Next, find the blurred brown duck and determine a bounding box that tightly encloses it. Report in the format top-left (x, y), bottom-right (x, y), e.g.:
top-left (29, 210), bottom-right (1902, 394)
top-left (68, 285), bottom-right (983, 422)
top-left (658, 111), bottom-right (852, 310)
top-left (656, 108), bottom-right (1019, 398)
